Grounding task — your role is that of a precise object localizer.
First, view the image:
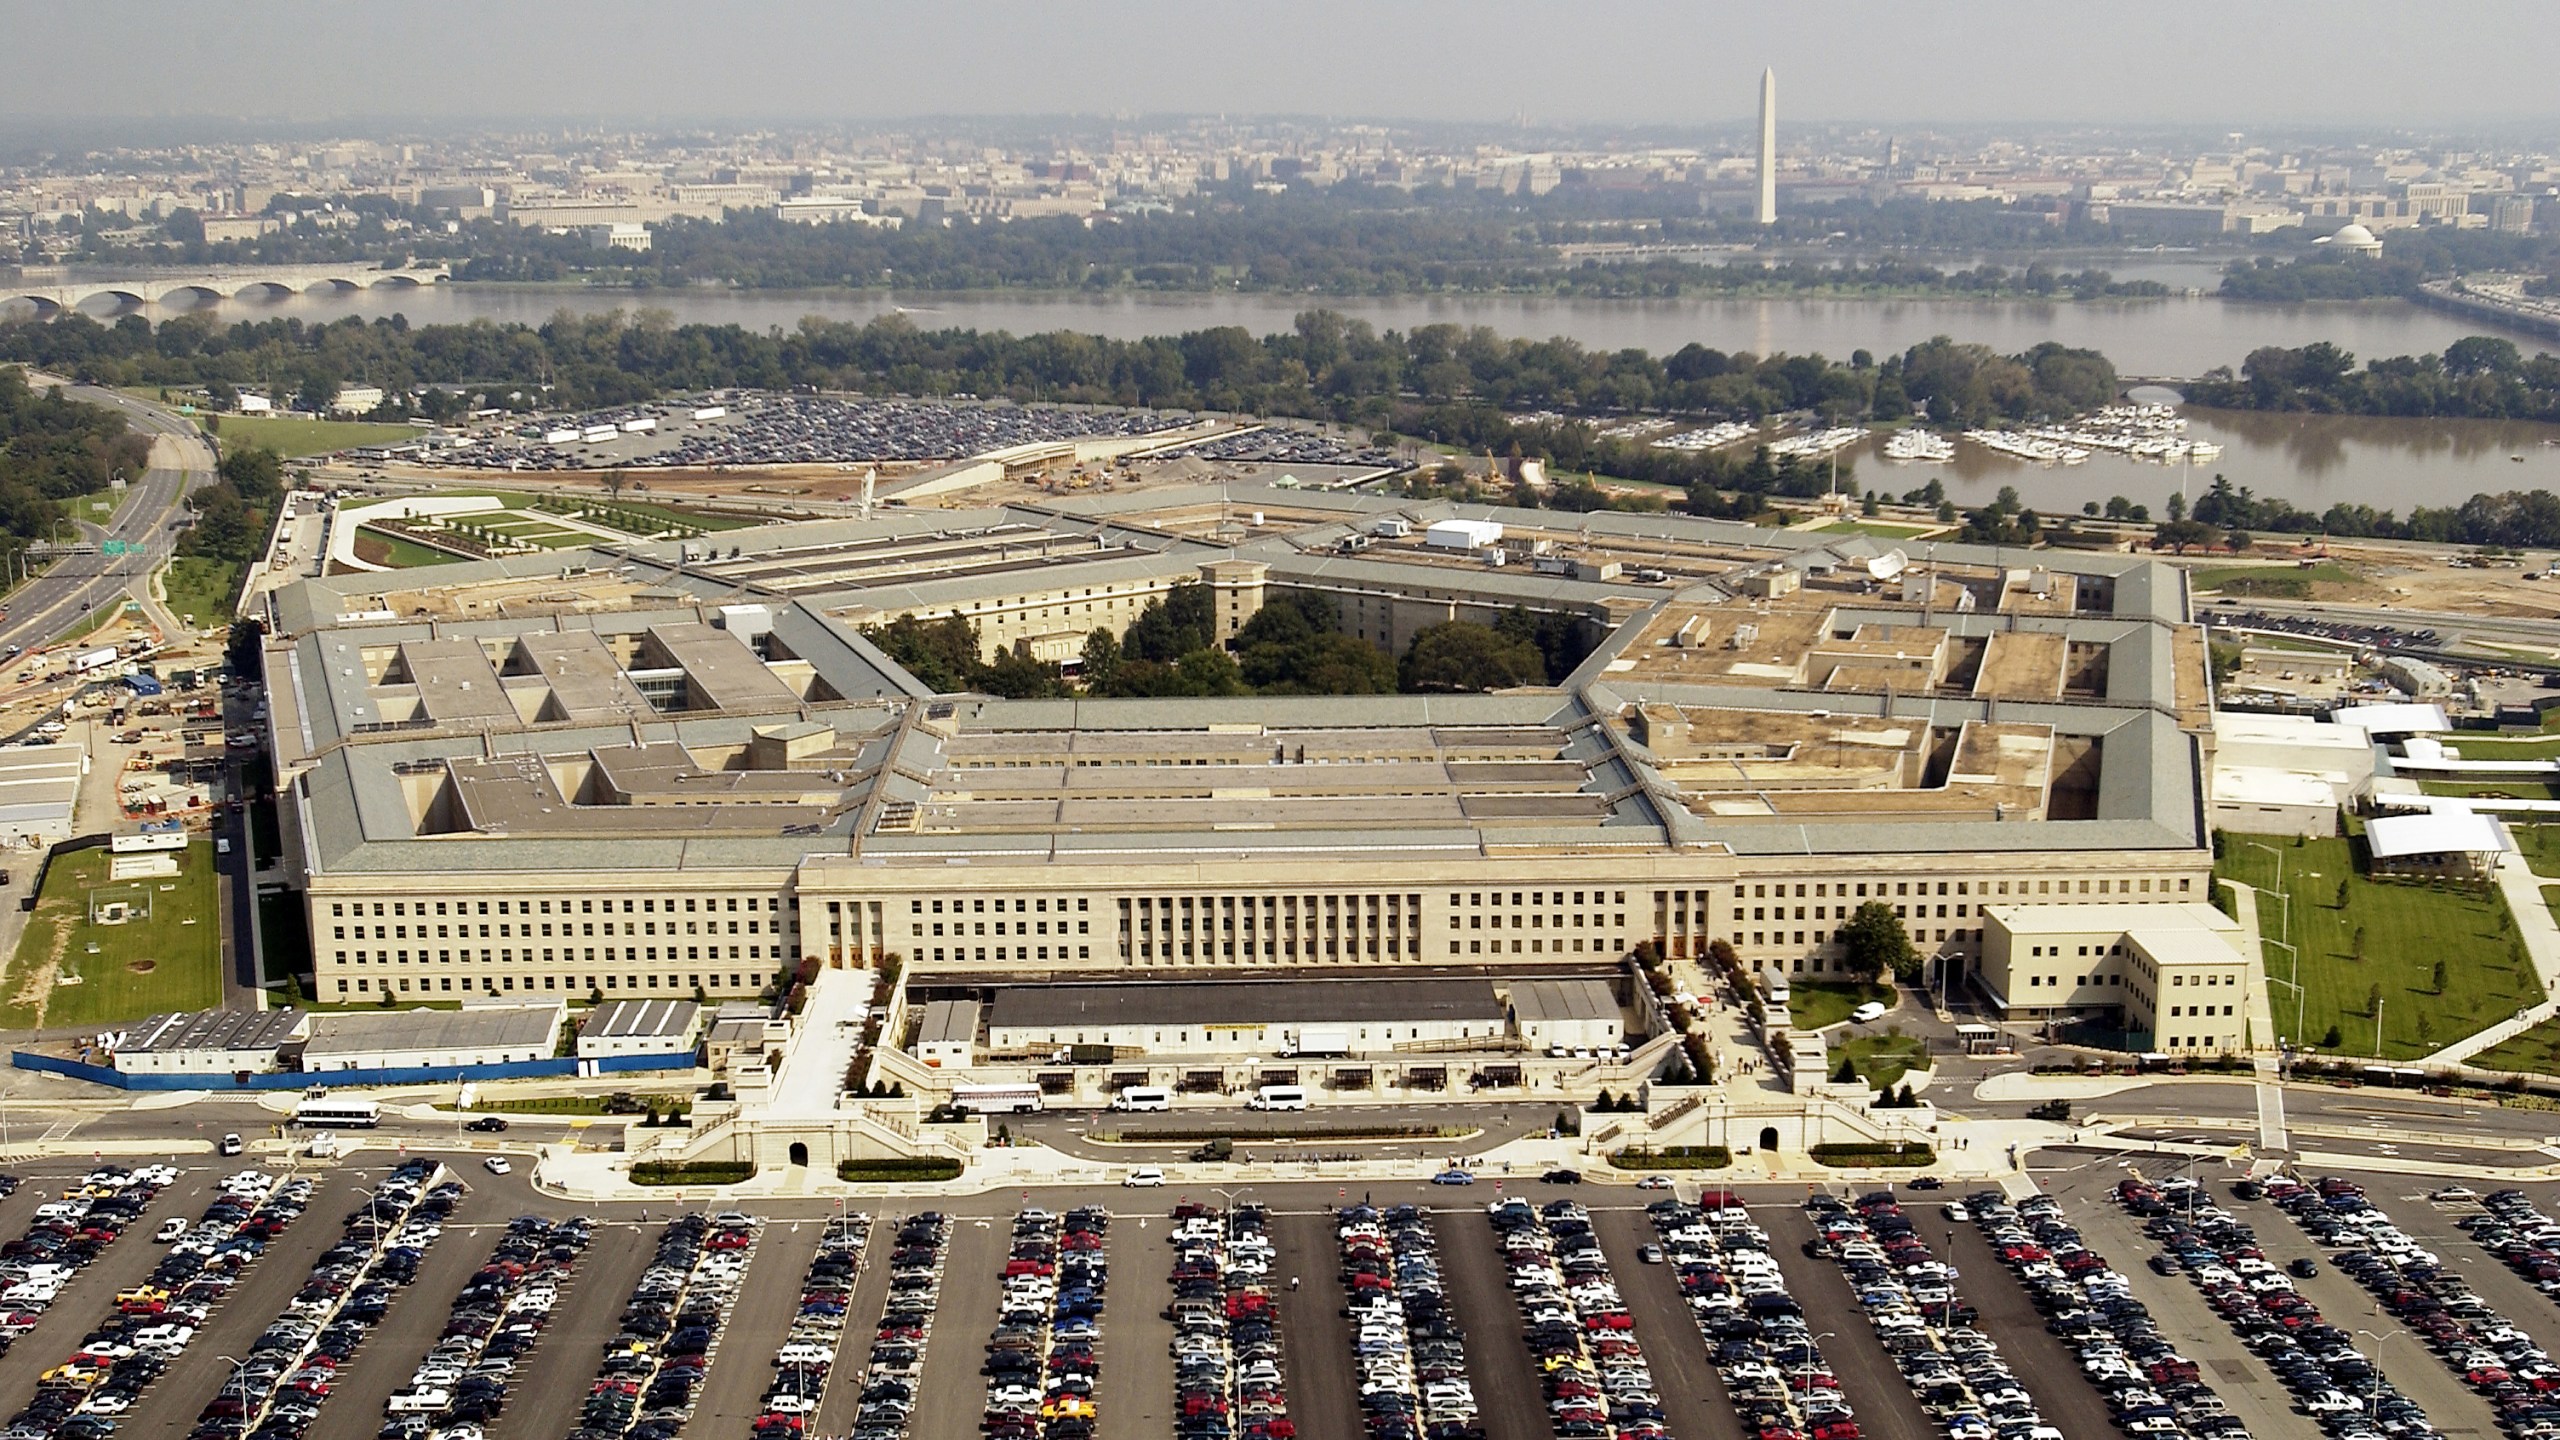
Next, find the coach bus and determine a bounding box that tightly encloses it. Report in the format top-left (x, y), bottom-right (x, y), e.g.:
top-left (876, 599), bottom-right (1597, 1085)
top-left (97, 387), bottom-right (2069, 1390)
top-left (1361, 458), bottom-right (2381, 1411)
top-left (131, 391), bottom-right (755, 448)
top-left (291, 1095), bottom-right (382, 1128)
top-left (950, 1083), bottom-right (1043, 1115)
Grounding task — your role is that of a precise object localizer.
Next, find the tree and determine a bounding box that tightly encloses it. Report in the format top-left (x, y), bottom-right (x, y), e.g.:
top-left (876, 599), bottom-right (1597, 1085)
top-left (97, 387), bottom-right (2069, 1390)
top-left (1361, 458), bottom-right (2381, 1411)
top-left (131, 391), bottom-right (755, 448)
top-left (2335, 878), bottom-right (2350, 909)
top-left (2431, 958), bottom-right (2449, 994)
top-left (2351, 925), bottom-right (2367, 961)
top-left (1832, 1056), bottom-right (1858, 1084)
top-left (1077, 628), bottom-right (1122, 692)
top-left (1838, 901), bottom-right (1920, 985)
top-left (1122, 582), bottom-right (1218, 662)
top-left (2151, 518), bottom-right (2219, 554)
top-left (2366, 981), bottom-right (2382, 1018)
top-left (1398, 621), bottom-right (1544, 692)
top-left (2320, 1023), bottom-right (2342, 1049)
top-left (216, 444), bottom-right (283, 506)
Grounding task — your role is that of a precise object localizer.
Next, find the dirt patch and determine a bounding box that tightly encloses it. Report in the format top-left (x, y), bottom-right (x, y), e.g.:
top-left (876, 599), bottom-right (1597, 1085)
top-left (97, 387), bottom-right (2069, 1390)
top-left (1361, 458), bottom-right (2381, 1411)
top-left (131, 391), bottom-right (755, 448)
top-left (352, 534), bottom-right (393, 566)
top-left (5, 911), bottom-right (72, 1028)
top-left (127, 960), bottom-right (155, 974)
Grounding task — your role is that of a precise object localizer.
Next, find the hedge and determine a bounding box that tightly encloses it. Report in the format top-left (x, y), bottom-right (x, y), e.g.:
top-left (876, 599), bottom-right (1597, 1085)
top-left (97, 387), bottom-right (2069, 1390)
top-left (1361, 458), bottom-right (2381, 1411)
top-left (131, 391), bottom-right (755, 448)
top-left (837, 1158), bottom-right (964, 1183)
top-left (1090, 1124), bottom-right (1462, 1143)
top-left (631, 1161), bottom-right (755, 1186)
top-left (1807, 1142), bottom-right (1936, 1168)
top-left (1609, 1145), bottom-right (1732, 1171)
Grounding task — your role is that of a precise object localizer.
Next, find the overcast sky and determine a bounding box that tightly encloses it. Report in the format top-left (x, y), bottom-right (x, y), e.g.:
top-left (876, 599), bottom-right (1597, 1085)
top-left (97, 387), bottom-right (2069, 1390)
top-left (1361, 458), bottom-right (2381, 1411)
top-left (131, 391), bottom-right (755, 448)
top-left (10, 0), bottom-right (2555, 132)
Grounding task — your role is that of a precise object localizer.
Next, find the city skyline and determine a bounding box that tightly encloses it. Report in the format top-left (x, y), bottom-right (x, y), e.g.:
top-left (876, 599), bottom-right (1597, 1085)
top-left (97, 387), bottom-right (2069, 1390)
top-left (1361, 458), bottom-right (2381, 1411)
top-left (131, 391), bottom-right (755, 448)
top-left (4, 0), bottom-right (2556, 130)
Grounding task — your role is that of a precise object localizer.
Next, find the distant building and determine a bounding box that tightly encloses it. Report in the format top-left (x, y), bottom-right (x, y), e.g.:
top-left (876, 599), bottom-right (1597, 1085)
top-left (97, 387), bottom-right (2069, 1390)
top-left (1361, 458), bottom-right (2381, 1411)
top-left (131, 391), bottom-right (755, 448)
top-left (300, 999), bottom-right (564, 1071)
top-left (579, 222), bottom-right (652, 253)
top-left (1978, 903), bottom-right (2253, 1056)
top-left (576, 997), bottom-right (700, 1058)
top-left (328, 385), bottom-right (385, 416)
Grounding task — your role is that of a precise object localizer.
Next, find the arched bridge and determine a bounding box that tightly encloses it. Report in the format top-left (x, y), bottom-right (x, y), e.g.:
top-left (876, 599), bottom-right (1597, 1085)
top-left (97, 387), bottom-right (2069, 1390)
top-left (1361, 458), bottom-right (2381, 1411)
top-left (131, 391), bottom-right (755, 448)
top-left (5, 264), bottom-right (452, 315)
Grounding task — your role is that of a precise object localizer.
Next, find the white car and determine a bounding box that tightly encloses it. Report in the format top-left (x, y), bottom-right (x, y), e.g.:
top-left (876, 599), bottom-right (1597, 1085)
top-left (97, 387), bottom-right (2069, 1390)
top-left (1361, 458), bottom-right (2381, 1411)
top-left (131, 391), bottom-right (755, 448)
top-left (154, 1218), bottom-right (187, 1243)
top-left (1123, 1167), bottom-right (1166, 1188)
top-left (1850, 1001), bottom-right (1889, 1024)
top-left (483, 1156), bottom-right (511, 1175)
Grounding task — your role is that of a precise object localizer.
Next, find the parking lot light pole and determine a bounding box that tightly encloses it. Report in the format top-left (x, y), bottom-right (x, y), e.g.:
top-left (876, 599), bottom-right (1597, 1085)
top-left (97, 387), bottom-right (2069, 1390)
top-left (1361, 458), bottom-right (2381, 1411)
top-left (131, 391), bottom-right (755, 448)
top-left (217, 1352), bottom-right (247, 1440)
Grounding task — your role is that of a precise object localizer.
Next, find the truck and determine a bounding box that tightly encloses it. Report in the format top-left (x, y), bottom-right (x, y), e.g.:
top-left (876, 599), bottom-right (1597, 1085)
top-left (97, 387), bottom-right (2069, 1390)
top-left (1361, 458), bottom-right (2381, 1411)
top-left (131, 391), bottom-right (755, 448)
top-left (1286, 1028), bottom-right (1351, 1058)
top-left (69, 647), bottom-right (119, 674)
top-left (619, 416), bottom-right (658, 433)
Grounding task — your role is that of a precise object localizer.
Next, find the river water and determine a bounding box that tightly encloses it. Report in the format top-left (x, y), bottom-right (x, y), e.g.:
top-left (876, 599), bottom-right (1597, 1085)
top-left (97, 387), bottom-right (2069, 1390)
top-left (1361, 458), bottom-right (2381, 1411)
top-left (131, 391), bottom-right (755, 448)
top-left (29, 279), bottom-right (2560, 516)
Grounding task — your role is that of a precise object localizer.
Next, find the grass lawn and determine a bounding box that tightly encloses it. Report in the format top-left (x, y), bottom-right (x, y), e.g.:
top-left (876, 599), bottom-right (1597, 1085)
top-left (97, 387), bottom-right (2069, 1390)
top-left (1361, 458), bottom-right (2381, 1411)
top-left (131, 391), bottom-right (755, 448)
top-left (451, 1093), bottom-right (690, 1116)
top-left (2189, 563), bottom-right (2352, 600)
top-left (2420, 778), bottom-right (2560, 803)
top-left (2436, 734), bottom-right (2560, 762)
top-left (2216, 833), bottom-right (2534, 1058)
top-left (0, 842), bottom-right (222, 1029)
top-left (160, 555), bottom-right (241, 630)
top-left (352, 527), bottom-right (466, 568)
top-left (2470, 1015), bottom-right (2560, 1076)
top-left (1788, 980), bottom-right (1897, 1031)
top-left (1808, 519), bottom-right (1940, 539)
top-left (1832, 1034), bottom-right (1930, 1090)
top-left (207, 414), bottom-right (418, 458)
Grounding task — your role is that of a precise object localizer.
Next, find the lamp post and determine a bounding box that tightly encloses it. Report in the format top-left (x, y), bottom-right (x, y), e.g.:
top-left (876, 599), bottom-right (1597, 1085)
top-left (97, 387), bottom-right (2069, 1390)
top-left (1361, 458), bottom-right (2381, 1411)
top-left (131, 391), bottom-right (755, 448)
top-left (2355, 1328), bottom-right (2404, 1397)
top-left (2268, 975), bottom-right (2306, 1068)
top-left (2237, 840), bottom-right (2292, 952)
top-left (217, 1352), bottom-right (248, 1440)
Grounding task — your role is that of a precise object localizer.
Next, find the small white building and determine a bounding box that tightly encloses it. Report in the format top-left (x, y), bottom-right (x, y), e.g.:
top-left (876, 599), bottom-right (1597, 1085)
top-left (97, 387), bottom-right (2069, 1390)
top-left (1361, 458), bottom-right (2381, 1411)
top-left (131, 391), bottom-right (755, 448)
top-left (2365, 808), bottom-right (2516, 879)
top-left (300, 999), bottom-right (564, 1071)
top-left (1425, 518), bottom-right (1505, 551)
top-left (1507, 979), bottom-right (1624, 1051)
top-left (329, 385), bottom-right (387, 416)
top-left (110, 1008), bottom-right (310, 1075)
top-left (575, 998), bottom-right (700, 1058)
top-left (236, 394), bottom-right (274, 415)
top-left (915, 999), bottom-right (979, 1068)
top-left (1979, 903), bottom-right (2253, 1056)
top-left (2211, 766), bottom-right (2344, 837)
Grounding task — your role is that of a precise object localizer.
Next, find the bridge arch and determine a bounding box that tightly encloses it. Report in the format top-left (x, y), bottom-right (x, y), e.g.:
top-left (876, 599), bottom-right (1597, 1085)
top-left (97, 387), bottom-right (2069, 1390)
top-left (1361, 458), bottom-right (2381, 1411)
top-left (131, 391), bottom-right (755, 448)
top-left (149, 283), bottom-right (226, 307)
top-left (72, 289), bottom-right (150, 314)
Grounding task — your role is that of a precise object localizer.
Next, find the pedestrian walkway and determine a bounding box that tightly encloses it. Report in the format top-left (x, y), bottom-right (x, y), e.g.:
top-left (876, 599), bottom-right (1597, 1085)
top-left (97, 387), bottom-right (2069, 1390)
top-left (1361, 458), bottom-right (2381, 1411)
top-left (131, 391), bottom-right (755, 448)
top-left (2217, 880), bottom-right (2291, 1151)
top-left (2416, 857), bottom-right (2560, 1067)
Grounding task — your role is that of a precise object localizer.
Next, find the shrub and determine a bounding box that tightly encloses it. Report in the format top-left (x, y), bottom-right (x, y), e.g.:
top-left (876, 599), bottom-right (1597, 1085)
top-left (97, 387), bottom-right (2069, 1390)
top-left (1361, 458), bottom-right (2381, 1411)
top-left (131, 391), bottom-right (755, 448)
top-left (837, 1157), bottom-right (963, 1183)
top-left (630, 1160), bottom-right (754, 1186)
top-left (1609, 1144), bottom-right (1731, 1170)
top-left (1808, 1142), bottom-right (1935, 1168)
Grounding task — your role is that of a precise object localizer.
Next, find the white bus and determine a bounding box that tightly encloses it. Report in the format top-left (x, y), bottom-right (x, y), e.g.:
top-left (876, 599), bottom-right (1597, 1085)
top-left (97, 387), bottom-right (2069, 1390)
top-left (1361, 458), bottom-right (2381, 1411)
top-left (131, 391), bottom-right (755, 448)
top-left (291, 1095), bottom-right (381, 1129)
top-left (951, 1083), bottom-right (1043, 1115)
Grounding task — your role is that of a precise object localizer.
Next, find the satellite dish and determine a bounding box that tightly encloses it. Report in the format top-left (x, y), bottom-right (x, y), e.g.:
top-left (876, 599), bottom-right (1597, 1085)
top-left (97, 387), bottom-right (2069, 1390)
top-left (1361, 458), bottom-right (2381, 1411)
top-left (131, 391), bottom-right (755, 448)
top-left (1868, 549), bottom-right (1909, 582)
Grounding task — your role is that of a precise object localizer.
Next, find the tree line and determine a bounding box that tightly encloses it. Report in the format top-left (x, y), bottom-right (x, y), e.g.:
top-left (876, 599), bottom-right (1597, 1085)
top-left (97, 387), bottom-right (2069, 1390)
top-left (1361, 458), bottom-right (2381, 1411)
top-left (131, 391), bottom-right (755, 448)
top-left (0, 368), bottom-right (153, 562)
top-left (2184, 336), bottom-right (2560, 421)
top-left (0, 308), bottom-right (2119, 438)
top-left (865, 584), bottom-right (1595, 702)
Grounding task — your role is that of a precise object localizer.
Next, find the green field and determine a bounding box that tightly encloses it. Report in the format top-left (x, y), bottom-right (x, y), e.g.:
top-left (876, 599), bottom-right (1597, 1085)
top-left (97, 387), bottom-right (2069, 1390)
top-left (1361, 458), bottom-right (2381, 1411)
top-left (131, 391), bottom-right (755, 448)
top-left (1788, 980), bottom-right (1897, 1031)
top-left (2470, 1014), bottom-right (2560, 1076)
top-left (352, 527), bottom-right (466, 568)
top-left (2190, 563), bottom-right (2352, 599)
top-left (207, 414), bottom-right (418, 458)
top-left (1807, 519), bottom-right (1941, 540)
top-left (2217, 833), bottom-right (2535, 1058)
top-left (2420, 778), bottom-right (2560, 803)
top-left (0, 842), bottom-right (223, 1029)
top-left (537, 496), bottom-right (756, 534)
top-left (1833, 1033), bottom-right (1930, 1090)
top-left (2434, 733), bottom-right (2560, 762)
top-left (160, 555), bottom-right (241, 630)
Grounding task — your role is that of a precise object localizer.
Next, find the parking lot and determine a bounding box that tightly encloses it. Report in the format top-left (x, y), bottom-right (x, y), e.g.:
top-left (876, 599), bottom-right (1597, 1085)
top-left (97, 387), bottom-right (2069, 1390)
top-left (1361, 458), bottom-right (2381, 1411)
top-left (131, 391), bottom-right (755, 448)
top-left (6, 1156), bottom-right (2560, 1440)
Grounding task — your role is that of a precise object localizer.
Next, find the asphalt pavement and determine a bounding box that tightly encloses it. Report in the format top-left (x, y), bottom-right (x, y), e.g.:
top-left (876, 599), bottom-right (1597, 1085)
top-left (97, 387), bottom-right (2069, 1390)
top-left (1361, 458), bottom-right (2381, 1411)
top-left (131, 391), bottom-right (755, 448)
top-left (1588, 1205), bottom-right (1744, 1440)
top-left (1756, 1204), bottom-right (1939, 1440)
top-left (1429, 1204), bottom-right (1556, 1440)
top-left (685, 1216), bottom-right (821, 1434)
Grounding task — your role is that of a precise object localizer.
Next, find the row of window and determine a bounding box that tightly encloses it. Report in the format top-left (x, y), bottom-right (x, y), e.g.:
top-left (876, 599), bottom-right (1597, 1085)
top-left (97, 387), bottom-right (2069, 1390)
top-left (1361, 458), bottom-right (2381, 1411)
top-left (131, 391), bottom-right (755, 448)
top-left (329, 896), bottom-right (780, 917)
top-left (2161, 1004), bottom-right (2236, 1019)
top-left (335, 945), bottom-right (775, 966)
top-left (337, 919), bottom-right (771, 940)
top-left (335, 971), bottom-right (742, 996)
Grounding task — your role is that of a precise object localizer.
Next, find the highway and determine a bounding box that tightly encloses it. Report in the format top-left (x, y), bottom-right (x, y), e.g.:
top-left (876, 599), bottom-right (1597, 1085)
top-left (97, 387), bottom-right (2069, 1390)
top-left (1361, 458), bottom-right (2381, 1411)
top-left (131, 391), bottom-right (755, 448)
top-left (0, 375), bottom-right (211, 659)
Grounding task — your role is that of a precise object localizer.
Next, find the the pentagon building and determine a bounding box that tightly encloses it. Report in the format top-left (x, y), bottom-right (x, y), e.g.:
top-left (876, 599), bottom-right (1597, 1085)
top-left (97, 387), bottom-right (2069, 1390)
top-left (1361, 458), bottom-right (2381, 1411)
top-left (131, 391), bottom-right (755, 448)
top-left (260, 484), bottom-right (2217, 1011)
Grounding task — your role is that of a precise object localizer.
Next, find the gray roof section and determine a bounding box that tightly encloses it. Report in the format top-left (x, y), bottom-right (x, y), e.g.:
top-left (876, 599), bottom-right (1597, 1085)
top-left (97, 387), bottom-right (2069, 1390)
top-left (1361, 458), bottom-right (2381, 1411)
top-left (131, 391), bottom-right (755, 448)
top-left (579, 998), bottom-right (700, 1040)
top-left (303, 1004), bottom-right (560, 1058)
top-left (121, 1007), bottom-right (309, 1055)
top-left (918, 999), bottom-right (980, 1046)
top-left (1508, 978), bottom-right (1619, 1023)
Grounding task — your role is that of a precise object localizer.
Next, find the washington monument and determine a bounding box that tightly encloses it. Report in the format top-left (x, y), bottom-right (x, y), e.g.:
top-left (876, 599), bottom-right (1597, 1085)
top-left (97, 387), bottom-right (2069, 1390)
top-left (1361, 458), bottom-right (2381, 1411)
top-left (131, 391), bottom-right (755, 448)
top-left (1756, 67), bottom-right (1776, 225)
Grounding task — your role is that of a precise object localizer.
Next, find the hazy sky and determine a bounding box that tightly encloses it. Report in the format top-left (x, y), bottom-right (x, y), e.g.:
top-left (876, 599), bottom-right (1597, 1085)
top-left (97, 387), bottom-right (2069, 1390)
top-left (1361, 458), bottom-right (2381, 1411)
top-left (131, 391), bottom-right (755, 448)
top-left (11, 0), bottom-right (2556, 131)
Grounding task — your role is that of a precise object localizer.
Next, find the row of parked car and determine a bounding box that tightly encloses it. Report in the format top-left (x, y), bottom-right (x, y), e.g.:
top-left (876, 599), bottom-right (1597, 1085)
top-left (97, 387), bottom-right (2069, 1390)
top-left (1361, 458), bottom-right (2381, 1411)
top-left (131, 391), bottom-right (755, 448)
top-left (570, 1212), bottom-right (760, 1440)
top-left (1970, 1182), bottom-right (2243, 1440)
top-left (1, 1170), bottom-right (302, 1440)
top-left (1643, 1192), bottom-right (1851, 1440)
top-left (752, 1211), bottom-right (867, 1437)
top-left (1335, 1203), bottom-right (1481, 1440)
top-left (849, 1212), bottom-right (948, 1440)
top-left (2459, 1189), bottom-right (2560, 1312)
top-left (1488, 1195), bottom-right (1667, 1440)
top-left (202, 1159), bottom-right (453, 1440)
top-left (381, 1213), bottom-right (591, 1439)
top-left (1170, 1203), bottom-right (1291, 1440)
top-left (2272, 1175), bottom-right (2560, 1438)
top-left (2120, 1171), bottom-right (2429, 1440)
top-left (0, 1164), bottom-right (174, 1347)
top-left (982, 1207), bottom-right (1110, 1440)
top-left (1805, 1189), bottom-right (2022, 1440)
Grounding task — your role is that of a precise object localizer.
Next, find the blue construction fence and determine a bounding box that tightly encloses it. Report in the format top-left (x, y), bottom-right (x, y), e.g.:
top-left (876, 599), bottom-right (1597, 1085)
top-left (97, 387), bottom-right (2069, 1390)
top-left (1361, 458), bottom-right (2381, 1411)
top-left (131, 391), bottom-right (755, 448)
top-left (11, 1049), bottom-right (693, 1091)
